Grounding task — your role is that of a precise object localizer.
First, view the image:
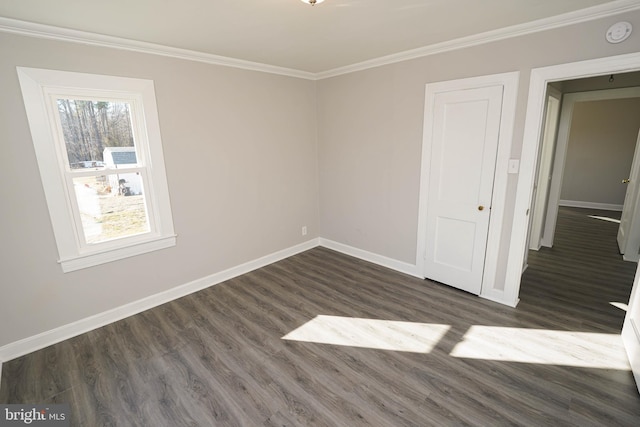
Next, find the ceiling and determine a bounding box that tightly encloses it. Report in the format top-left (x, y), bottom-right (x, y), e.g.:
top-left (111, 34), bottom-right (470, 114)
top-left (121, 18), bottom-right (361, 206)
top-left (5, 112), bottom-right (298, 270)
top-left (0, 0), bottom-right (636, 75)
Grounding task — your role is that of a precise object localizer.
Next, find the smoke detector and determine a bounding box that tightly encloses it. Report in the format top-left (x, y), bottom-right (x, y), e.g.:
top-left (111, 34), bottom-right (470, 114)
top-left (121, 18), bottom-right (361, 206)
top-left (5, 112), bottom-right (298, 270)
top-left (606, 22), bottom-right (632, 44)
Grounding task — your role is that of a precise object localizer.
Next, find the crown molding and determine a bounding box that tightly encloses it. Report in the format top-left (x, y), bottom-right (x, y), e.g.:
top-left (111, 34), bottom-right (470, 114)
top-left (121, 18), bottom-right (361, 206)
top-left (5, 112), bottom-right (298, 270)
top-left (316, 0), bottom-right (640, 79)
top-left (1, 0), bottom-right (639, 81)
top-left (0, 16), bottom-right (317, 80)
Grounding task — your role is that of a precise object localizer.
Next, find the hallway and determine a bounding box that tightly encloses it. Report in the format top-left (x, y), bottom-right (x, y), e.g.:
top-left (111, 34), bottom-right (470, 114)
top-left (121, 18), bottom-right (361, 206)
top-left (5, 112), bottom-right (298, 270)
top-left (520, 206), bottom-right (637, 333)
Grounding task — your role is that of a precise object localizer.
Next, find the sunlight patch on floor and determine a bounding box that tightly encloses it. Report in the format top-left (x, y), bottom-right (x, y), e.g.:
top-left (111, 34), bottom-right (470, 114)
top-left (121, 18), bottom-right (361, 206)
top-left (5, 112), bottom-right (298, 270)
top-left (282, 315), bottom-right (450, 353)
top-left (449, 326), bottom-right (630, 370)
top-left (588, 214), bottom-right (621, 224)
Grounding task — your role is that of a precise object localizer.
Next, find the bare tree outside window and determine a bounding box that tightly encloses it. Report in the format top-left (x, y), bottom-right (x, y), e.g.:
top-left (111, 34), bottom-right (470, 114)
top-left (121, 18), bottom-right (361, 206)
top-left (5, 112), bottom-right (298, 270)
top-left (56, 99), bottom-right (136, 167)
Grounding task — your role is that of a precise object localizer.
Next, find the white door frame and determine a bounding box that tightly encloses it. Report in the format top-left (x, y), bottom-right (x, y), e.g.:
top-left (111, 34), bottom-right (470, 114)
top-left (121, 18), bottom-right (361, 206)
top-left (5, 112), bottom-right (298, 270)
top-left (528, 86), bottom-right (562, 252)
top-left (416, 72), bottom-right (519, 304)
top-left (542, 87), bottom-right (640, 249)
top-left (505, 52), bottom-right (640, 307)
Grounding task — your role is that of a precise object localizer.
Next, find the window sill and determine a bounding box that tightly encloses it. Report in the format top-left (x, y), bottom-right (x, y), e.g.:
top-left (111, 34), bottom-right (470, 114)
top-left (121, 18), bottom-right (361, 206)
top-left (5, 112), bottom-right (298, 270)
top-left (58, 235), bottom-right (177, 272)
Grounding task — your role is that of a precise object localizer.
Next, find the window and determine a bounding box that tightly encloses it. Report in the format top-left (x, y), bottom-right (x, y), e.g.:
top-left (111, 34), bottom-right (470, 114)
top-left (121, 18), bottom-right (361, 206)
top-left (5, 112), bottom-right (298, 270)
top-left (18, 67), bottom-right (176, 272)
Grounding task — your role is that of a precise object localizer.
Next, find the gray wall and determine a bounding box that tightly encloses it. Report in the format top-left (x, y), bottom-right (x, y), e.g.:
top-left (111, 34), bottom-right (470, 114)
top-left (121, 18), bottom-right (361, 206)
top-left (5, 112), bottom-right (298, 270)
top-left (0, 33), bottom-right (319, 347)
top-left (316, 10), bottom-right (640, 285)
top-left (561, 97), bottom-right (640, 207)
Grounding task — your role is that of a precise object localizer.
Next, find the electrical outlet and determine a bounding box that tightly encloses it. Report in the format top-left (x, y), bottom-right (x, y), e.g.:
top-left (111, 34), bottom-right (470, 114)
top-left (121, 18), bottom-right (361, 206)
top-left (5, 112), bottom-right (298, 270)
top-left (302, 226), bottom-right (307, 236)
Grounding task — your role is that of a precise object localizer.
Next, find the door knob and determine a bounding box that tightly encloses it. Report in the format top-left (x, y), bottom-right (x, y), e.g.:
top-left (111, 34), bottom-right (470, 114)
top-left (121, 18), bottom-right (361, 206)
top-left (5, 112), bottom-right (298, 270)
top-left (623, 179), bottom-right (631, 184)
top-left (478, 205), bottom-right (484, 211)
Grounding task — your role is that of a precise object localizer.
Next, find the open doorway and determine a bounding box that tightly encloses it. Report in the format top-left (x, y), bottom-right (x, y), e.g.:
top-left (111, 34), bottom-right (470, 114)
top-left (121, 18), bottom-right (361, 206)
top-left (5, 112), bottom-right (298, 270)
top-left (506, 53), bottom-right (640, 392)
top-left (505, 52), bottom-right (640, 306)
top-left (522, 73), bottom-right (640, 314)
top-left (520, 73), bottom-right (640, 377)
top-left (527, 76), bottom-right (640, 260)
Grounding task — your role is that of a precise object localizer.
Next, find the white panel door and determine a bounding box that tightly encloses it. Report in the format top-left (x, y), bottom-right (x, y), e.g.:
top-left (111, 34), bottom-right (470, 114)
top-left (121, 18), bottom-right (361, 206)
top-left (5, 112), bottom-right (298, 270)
top-left (424, 85), bottom-right (504, 294)
top-left (618, 129), bottom-right (640, 259)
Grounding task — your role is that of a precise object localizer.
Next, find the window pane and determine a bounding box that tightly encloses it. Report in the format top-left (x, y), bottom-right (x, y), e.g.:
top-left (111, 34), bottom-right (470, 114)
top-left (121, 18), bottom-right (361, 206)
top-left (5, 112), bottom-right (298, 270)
top-left (56, 99), bottom-right (139, 169)
top-left (73, 173), bottom-right (150, 244)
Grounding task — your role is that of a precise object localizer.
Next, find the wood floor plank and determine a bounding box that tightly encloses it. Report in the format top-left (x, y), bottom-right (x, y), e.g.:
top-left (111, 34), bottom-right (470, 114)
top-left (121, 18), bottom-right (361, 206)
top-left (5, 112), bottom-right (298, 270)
top-left (1, 207), bottom-right (639, 425)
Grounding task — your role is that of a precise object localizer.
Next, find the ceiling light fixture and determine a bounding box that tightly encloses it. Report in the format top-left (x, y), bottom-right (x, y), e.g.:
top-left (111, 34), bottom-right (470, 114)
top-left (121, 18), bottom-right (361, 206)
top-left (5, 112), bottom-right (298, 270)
top-left (301, 0), bottom-right (325, 5)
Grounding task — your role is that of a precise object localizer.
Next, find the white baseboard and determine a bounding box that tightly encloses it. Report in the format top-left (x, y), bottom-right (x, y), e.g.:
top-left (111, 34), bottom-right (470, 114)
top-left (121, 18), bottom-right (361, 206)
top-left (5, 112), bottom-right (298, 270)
top-left (0, 234), bottom-right (526, 374)
top-left (0, 237), bottom-right (457, 371)
top-left (0, 238), bottom-right (320, 363)
top-left (319, 238), bottom-right (422, 278)
top-left (559, 200), bottom-right (623, 211)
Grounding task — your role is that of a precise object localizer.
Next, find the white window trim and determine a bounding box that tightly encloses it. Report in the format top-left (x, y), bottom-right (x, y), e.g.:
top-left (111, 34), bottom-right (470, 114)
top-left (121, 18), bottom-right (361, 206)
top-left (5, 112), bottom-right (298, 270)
top-left (17, 67), bottom-right (176, 272)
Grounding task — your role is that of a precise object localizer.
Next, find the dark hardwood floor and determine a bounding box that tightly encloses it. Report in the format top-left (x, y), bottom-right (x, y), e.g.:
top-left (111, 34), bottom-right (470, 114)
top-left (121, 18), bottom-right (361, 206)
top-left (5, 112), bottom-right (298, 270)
top-left (2, 207), bottom-right (639, 426)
